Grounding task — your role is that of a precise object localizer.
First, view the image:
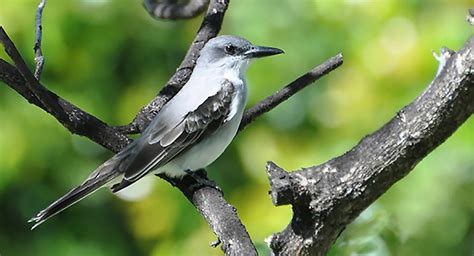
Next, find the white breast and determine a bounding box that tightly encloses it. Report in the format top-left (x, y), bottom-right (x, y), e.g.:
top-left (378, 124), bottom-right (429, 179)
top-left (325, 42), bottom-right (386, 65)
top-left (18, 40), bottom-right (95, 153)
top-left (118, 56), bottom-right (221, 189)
top-left (158, 75), bottom-right (248, 178)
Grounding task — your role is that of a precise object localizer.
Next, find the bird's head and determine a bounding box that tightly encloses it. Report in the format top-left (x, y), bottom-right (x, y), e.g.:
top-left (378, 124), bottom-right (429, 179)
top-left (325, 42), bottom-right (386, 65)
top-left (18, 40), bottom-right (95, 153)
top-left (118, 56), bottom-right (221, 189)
top-left (196, 35), bottom-right (284, 73)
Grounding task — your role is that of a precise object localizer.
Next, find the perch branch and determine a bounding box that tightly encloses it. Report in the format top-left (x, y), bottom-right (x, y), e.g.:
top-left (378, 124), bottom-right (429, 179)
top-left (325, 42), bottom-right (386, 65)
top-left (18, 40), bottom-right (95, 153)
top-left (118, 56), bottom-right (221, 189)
top-left (266, 36), bottom-right (474, 256)
top-left (159, 170), bottom-right (257, 255)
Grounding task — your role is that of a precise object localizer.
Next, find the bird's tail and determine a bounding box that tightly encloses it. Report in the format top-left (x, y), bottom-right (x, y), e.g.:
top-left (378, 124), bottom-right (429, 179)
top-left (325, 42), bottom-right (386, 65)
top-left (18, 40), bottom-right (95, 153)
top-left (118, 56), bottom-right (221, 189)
top-left (28, 154), bottom-right (127, 229)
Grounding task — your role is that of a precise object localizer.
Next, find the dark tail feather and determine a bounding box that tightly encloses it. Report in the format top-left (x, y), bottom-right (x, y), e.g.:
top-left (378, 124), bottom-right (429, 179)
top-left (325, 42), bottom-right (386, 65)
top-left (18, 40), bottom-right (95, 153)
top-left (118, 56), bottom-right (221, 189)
top-left (28, 163), bottom-right (122, 229)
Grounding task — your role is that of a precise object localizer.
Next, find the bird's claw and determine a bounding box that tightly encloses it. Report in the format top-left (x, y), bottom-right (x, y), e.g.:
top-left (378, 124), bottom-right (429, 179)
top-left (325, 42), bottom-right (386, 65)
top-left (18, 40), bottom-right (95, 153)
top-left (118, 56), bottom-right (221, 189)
top-left (184, 170), bottom-right (222, 193)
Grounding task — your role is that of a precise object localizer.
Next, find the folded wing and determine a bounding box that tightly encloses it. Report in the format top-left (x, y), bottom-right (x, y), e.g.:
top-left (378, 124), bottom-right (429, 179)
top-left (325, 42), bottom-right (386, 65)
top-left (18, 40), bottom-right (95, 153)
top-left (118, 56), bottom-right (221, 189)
top-left (111, 79), bottom-right (236, 192)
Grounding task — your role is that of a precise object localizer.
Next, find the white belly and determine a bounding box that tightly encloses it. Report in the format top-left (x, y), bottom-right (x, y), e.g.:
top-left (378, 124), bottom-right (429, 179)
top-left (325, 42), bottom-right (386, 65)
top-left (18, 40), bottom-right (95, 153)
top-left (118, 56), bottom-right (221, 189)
top-left (157, 108), bottom-right (244, 178)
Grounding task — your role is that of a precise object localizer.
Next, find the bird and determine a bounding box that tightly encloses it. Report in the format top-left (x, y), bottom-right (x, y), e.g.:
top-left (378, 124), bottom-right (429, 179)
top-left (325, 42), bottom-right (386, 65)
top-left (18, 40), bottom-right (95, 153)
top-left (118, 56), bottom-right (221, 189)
top-left (29, 35), bottom-right (284, 229)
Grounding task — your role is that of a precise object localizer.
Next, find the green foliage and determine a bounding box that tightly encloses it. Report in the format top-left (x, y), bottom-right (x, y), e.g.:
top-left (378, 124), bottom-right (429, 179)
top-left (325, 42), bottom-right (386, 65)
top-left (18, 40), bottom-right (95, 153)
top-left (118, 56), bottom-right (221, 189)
top-left (0, 0), bottom-right (472, 255)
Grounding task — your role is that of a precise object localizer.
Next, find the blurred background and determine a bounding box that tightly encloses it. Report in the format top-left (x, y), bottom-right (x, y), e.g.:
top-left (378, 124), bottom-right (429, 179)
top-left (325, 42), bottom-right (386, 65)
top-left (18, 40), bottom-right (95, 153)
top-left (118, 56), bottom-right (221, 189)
top-left (0, 0), bottom-right (473, 255)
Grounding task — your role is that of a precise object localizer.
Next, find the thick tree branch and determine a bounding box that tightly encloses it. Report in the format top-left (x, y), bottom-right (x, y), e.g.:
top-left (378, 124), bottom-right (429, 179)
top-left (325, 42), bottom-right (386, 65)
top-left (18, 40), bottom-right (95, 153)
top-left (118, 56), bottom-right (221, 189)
top-left (266, 36), bottom-right (474, 255)
top-left (144, 0), bottom-right (209, 20)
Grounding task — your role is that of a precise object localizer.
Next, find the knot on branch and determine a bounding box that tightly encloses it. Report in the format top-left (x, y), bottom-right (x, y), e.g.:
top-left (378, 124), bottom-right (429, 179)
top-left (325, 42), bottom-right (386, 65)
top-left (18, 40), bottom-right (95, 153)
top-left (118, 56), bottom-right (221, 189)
top-left (266, 162), bottom-right (316, 207)
top-left (267, 161), bottom-right (294, 206)
top-left (144, 0), bottom-right (209, 20)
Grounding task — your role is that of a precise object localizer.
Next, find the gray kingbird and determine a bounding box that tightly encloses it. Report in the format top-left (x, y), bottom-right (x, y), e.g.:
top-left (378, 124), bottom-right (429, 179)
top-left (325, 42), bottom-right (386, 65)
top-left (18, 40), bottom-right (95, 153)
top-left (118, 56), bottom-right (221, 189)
top-left (29, 35), bottom-right (283, 229)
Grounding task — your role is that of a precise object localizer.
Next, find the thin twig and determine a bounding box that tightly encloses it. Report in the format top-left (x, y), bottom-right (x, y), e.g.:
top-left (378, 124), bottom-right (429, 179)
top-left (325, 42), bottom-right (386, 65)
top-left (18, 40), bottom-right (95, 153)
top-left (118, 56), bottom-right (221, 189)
top-left (240, 53), bottom-right (343, 131)
top-left (0, 26), bottom-right (68, 122)
top-left (34, 0), bottom-right (46, 80)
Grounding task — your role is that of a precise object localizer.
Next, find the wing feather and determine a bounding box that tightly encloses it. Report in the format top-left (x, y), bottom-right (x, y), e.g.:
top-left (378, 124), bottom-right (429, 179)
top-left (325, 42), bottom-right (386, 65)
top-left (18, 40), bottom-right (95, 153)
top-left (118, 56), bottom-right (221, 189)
top-left (111, 79), bottom-right (235, 192)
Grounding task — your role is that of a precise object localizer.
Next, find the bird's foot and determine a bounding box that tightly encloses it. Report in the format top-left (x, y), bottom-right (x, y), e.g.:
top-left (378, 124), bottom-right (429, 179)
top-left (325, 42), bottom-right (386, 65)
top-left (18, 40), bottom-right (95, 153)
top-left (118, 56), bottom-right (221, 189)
top-left (184, 169), bottom-right (222, 193)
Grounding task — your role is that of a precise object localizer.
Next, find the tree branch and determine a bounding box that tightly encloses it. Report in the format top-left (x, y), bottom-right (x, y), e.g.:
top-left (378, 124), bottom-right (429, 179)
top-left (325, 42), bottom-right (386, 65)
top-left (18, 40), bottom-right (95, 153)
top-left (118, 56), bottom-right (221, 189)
top-left (158, 54), bottom-right (343, 254)
top-left (239, 53), bottom-right (343, 131)
top-left (159, 170), bottom-right (257, 255)
top-left (0, 28), bottom-right (131, 152)
top-left (144, 0), bottom-right (209, 20)
top-left (0, 30), bottom-right (342, 254)
top-left (3, 0), bottom-right (470, 254)
top-left (119, 0), bottom-right (230, 134)
top-left (0, 27), bottom-right (65, 120)
top-left (0, 0), bottom-right (344, 254)
top-left (34, 0), bottom-right (46, 80)
top-left (1, 0), bottom-right (307, 254)
top-left (266, 35), bottom-right (474, 255)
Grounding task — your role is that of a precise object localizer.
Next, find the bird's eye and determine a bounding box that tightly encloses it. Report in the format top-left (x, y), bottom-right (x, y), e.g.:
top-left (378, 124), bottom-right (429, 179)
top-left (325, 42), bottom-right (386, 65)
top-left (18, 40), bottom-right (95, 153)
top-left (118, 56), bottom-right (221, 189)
top-left (224, 44), bottom-right (237, 55)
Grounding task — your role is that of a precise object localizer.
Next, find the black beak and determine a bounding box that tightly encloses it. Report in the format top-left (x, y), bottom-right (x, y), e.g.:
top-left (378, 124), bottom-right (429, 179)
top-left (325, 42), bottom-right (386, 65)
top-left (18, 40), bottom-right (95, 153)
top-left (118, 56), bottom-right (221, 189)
top-left (244, 46), bottom-right (284, 58)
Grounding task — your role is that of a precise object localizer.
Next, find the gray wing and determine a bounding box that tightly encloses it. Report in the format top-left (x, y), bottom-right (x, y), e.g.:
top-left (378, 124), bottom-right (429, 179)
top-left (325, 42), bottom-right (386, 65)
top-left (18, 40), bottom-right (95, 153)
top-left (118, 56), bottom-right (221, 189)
top-left (111, 80), bottom-right (235, 192)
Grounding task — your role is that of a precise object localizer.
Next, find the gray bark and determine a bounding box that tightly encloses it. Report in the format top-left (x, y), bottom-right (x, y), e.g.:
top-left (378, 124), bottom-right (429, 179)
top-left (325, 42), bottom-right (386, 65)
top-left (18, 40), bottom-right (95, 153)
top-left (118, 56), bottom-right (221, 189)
top-left (267, 36), bottom-right (474, 256)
